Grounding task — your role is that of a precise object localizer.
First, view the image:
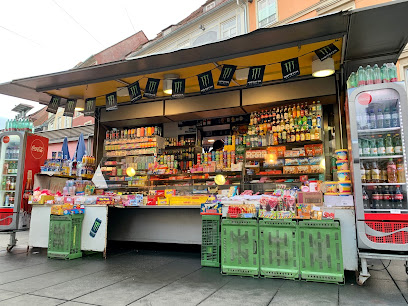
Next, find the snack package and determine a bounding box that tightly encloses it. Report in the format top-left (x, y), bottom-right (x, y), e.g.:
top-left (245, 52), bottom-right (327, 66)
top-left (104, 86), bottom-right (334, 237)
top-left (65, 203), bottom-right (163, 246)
top-left (297, 204), bottom-right (311, 219)
top-left (313, 144), bottom-right (324, 156)
top-left (283, 166), bottom-right (298, 174)
top-left (304, 145), bottom-right (315, 156)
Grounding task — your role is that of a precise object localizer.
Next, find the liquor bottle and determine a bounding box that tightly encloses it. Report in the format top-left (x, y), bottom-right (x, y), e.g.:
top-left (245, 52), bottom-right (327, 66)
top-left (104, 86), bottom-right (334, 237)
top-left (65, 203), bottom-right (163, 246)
top-left (286, 129), bottom-right (291, 143)
top-left (276, 108), bottom-right (281, 122)
top-left (311, 101), bottom-right (316, 114)
top-left (385, 134), bottom-right (394, 155)
top-left (312, 114), bottom-right (317, 127)
top-left (304, 102), bottom-right (309, 116)
top-left (305, 128), bottom-right (311, 141)
top-left (283, 106), bottom-right (288, 120)
top-left (316, 115), bottom-right (321, 128)
top-left (387, 159), bottom-right (398, 183)
top-left (310, 127), bottom-right (316, 141)
top-left (314, 127), bottom-right (320, 140)
top-left (282, 129), bottom-right (287, 144)
top-left (290, 130), bottom-right (296, 143)
top-left (371, 161), bottom-right (380, 183)
top-left (296, 104), bottom-right (301, 118)
top-left (295, 129), bottom-right (300, 142)
top-left (362, 187), bottom-right (370, 209)
top-left (377, 136), bottom-right (386, 156)
top-left (391, 107), bottom-right (399, 127)
top-left (5, 178), bottom-right (10, 191)
top-left (316, 101), bottom-right (322, 112)
top-left (394, 185), bottom-right (404, 209)
top-left (393, 134), bottom-right (402, 155)
top-left (383, 108), bottom-right (391, 128)
top-left (397, 159), bottom-right (405, 183)
top-left (300, 103), bottom-right (305, 117)
top-left (300, 129), bottom-right (305, 142)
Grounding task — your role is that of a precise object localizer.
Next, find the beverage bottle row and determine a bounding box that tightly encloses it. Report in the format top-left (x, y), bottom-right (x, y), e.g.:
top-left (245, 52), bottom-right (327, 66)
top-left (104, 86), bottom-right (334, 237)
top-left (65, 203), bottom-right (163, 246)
top-left (165, 137), bottom-right (195, 147)
top-left (196, 115), bottom-right (246, 127)
top-left (162, 148), bottom-right (195, 161)
top-left (106, 126), bottom-right (163, 140)
top-left (5, 146), bottom-right (19, 160)
top-left (4, 193), bottom-right (15, 207)
top-left (359, 134), bottom-right (402, 157)
top-left (348, 63), bottom-right (398, 88)
top-left (363, 185), bottom-right (404, 209)
top-left (4, 177), bottom-right (16, 190)
top-left (5, 118), bottom-right (34, 132)
top-left (3, 161), bottom-right (18, 175)
top-left (360, 159), bottom-right (405, 183)
top-left (357, 107), bottom-right (399, 130)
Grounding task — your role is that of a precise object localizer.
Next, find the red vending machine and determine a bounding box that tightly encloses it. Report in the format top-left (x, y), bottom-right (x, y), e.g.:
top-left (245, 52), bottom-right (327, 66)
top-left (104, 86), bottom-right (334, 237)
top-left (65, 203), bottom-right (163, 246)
top-left (0, 132), bottom-right (48, 231)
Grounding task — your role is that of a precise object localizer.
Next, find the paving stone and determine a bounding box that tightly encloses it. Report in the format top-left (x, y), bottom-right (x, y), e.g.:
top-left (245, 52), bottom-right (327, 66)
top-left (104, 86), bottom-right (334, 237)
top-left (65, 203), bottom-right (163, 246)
top-left (0, 293), bottom-right (64, 306)
top-left (0, 290), bottom-right (21, 302)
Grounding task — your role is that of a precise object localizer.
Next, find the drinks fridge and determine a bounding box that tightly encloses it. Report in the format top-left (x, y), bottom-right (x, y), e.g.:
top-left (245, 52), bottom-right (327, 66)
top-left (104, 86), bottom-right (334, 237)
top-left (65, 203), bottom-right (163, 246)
top-left (0, 132), bottom-right (48, 231)
top-left (348, 82), bottom-right (408, 251)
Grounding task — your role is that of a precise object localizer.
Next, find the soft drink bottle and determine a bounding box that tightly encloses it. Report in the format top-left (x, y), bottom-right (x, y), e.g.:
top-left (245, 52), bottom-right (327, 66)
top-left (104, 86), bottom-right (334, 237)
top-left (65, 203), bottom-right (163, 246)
top-left (397, 159), bottom-right (405, 183)
top-left (389, 63), bottom-right (398, 82)
top-left (393, 134), bottom-right (402, 155)
top-left (391, 107), bottom-right (399, 127)
top-left (394, 185), bottom-right (404, 209)
top-left (349, 72), bottom-right (357, 88)
top-left (362, 187), bottom-right (370, 209)
top-left (365, 65), bottom-right (374, 85)
top-left (357, 66), bottom-right (366, 87)
top-left (381, 64), bottom-right (390, 83)
top-left (385, 134), bottom-right (394, 155)
top-left (376, 109), bottom-right (384, 128)
top-left (383, 186), bottom-right (392, 209)
top-left (373, 64), bottom-right (382, 84)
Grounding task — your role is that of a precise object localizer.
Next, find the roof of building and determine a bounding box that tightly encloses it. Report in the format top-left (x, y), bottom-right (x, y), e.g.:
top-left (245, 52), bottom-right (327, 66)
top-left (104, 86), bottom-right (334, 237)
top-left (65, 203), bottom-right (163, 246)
top-left (35, 124), bottom-right (94, 144)
top-left (28, 107), bottom-right (48, 127)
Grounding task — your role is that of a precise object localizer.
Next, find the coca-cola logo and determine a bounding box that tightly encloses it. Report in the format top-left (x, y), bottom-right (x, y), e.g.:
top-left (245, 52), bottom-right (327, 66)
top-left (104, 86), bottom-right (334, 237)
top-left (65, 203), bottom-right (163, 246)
top-left (31, 139), bottom-right (45, 159)
top-left (357, 93), bottom-right (372, 105)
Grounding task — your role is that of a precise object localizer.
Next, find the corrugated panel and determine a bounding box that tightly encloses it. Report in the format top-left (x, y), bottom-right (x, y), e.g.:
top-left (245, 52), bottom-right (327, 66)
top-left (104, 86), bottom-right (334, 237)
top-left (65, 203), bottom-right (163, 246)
top-left (36, 125), bottom-right (94, 143)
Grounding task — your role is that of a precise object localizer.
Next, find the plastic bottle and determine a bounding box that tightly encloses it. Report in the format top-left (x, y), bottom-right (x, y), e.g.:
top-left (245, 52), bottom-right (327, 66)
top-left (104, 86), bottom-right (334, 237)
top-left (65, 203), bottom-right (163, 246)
top-left (378, 186), bottom-right (384, 209)
top-left (397, 159), bottom-right (405, 183)
top-left (394, 134), bottom-right (402, 155)
top-left (377, 136), bottom-right (386, 156)
top-left (372, 186), bottom-right (380, 209)
top-left (394, 185), bottom-right (404, 209)
top-left (362, 138), bottom-right (370, 157)
top-left (383, 108), bottom-right (391, 128)
top-left (362, 110), bottom-right (370, 130)
top-left (348, 72), bottom-right (357, 88)
top-left (358, 138), bottom-right (363, 156)
top-left (362, 187), bottom-right (370, 209)
top-left (373, 64), bottom-right (382, 84)
top-left (381, 64), bottom-right (390, 83)
top-left (5, 119), bottom-right (9, 131)
top-left (369, 110), bottom-right (376, 129)
top-left (387, 159), bottom-right (398, 183)
top-left (389, 63), bottom-right (398, 82)
top-left (383, 186), bottom-right (392, 209)
top-left (391, 107), bottom-right (399, 127)
top-left (357, 66), bottom-right (366, 87)
top-left (385, 134), bottom-right (394, 155)
top-left (376, 109), bottom-right (384, 129)
top-left (366, 65), bottom-right (374, 85)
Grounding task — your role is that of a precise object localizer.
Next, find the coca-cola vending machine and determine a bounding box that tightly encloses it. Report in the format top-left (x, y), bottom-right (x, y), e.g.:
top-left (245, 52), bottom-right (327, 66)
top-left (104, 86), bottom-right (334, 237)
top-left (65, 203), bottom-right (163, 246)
top-left (0, 131), bottom-right (48, 231)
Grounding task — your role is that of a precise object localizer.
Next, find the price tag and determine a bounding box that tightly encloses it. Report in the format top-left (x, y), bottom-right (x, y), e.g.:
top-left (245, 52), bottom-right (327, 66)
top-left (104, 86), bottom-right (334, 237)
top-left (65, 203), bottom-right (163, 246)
top-left (390, 209), bottom-right (401, 214)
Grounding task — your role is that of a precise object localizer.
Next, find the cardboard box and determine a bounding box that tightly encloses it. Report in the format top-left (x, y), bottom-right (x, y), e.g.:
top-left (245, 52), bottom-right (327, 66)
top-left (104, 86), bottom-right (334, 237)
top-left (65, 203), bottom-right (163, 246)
top-left (297, 192), bottom-right (323, 206)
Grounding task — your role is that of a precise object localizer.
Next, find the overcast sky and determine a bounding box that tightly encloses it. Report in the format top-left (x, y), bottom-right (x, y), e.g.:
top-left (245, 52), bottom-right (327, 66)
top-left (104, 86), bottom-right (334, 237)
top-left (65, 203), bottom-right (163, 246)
top-left (0, 0), bottom-right (205, 122)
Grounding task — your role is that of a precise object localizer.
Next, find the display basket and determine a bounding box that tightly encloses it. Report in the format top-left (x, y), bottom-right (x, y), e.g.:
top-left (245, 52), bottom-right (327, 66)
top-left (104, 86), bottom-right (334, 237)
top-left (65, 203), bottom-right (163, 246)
top-left (201, 215), bottom-right (220, 267)
top-left (365, 221), bottom-right (408, 244)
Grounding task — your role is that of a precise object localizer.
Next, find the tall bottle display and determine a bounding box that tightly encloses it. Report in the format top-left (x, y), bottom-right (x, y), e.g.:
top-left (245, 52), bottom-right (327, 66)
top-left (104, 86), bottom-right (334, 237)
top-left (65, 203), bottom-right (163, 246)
top-left (348, 82), bottom-right (408, 251)
top-left (0, 131), bottom-right (48, 230)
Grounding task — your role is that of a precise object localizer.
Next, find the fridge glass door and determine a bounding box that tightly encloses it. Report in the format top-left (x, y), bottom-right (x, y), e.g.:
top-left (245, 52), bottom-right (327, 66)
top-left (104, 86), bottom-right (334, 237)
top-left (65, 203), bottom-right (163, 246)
top-left (353, 88), bottom-right (407, 213)
top-left (0, 134), bottom-right (22, 208)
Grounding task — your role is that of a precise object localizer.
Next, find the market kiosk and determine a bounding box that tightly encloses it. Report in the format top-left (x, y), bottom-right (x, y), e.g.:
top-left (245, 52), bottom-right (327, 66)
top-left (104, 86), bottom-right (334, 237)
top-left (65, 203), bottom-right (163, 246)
top-left (1, 1), bottom-right (408, 283)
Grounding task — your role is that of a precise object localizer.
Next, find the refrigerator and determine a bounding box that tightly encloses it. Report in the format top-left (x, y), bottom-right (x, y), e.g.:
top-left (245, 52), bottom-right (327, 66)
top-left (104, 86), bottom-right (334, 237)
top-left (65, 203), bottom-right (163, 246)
top-left (348, 82), bottom-right (408, 252)
top-left (0, 132), bottom-right (48, 231)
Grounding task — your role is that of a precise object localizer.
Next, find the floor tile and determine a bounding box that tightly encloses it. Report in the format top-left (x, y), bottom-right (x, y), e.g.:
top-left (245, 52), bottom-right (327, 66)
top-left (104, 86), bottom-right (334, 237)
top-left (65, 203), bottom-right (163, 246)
top-left (0, 290), bottom-right (21, 302)
top-left (386, 261), bottom-right (408, 282)
top-left (0, 293), bottom-right (64, 306)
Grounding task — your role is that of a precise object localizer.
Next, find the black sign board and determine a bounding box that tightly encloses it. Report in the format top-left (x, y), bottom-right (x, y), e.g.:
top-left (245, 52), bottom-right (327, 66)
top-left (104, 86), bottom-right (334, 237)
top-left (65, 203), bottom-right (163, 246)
top-left (128, 81), bottom-right (142, 103)
top-left (247, 65), bottom-right (265, 87)
top-left (144, 78), bottom-right (160, 99)
top-left (47, 96), bottom-right (60, 114)
top-left (105, 92), bottom-right (118, 111)
top-left (171, 79), bottom-right (185, 99)
top-left (315, 43), bottom-right (339, 61)
top-left (281, 58), bottom-right (300, 80)
top-left (197, 71), bottom-right (214, 94)
top-left (217, 65), bottom-right (236, 87)
top-left (63, 99), bottom-right (76, 117)
top-left (84, 98), bottom-right (96, 117)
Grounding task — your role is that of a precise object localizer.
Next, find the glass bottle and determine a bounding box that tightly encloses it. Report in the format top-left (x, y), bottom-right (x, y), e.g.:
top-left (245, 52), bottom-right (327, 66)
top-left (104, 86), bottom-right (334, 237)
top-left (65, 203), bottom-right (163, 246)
top-left (360, 163), bottom-right (366, 183)
top-left (370, 136), bottom-right (378, 156)
top-left (394, 134), bottom-right (402, 155)
top-left (385, 134), bottom-right (394, 155)
top-left (377, 136), bottom-right (386, 156)
top-left (397, 159), bottom-right (405, 183)
top-left (371, 161), bottom-right (380, 183)
top-left (362, 138), bottom-right (370, 157)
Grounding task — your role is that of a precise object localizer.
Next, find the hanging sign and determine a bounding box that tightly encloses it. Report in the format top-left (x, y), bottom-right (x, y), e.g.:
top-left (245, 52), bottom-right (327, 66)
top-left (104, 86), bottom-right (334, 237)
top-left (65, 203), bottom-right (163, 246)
top-left (172, 79), bottom-right (185, 99)
top-left (144, 78), bottom-right (160, 99)
top-left (84, 98), bottom-right (96, 117)
top-left (105, 92), bottom-right (118, 111)
top-left (281, 58), bottom-right (300, 80)
top-left (315, 43), bottom-right (339, 61)
top-left (63, 99), bottom-right (76, 117)
top-left (217, 65), bottom-right (237, 86)
top-left (128, 81), bottom-right (142, 103)
top-left (47, 96), bottom-right (61, 114)
top-left (247, 65), bottom-right (265, 87)
top-left (198, 70), bottom-right (214, 94)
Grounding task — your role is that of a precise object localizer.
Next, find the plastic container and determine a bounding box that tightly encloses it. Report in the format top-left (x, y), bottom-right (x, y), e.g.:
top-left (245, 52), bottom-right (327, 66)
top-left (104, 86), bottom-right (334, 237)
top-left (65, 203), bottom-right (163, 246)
top-left (336, 160), bottom-right (349, 171)
top-left (338, 170), bottom-right (350, 182)
top-left (335, 150), bottom-right (348, 161)
top-left (338, 181), bottom-right (352, 194)
top-left (324, 182), bottom-right (338, 194)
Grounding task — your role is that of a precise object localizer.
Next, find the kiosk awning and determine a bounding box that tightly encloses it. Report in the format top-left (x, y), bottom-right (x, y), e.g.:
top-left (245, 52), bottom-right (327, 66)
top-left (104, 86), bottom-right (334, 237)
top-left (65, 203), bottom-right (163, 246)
top-left (0, 0), bottom-right (407, 107)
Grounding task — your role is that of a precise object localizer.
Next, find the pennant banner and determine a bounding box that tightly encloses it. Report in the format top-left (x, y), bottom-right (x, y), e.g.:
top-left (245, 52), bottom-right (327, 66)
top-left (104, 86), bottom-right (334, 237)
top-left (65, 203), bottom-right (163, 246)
top-left (281, 58), bottom-right (300, 80)
top-left (144, 78), bottom-right (160, 99)
top-left (128, 81), bottom-right (142, 103)
top-left (217, 65), bottom-right (237, 87)
top-left (198, 71), bottom-right (214, 94)
top-left (84, 98), bottom-right (96, 117)
top-left (247, 65), bottom-right (265, 87)
top-left (63, 99), bottom-right (76, 117)
top-left (105, 92), bottom-right (118, 111)
top-left (172, 79), bottom-right (185, 99)
top-left (47, 96), bottom-right (61, 114)
top-left (315, 43), bottom-right (339, 61)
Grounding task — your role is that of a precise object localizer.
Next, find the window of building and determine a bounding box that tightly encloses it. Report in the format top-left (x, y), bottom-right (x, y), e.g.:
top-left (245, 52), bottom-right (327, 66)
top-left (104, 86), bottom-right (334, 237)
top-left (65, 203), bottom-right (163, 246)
top-left (177, 40), bottom-right (190, 50)
top-left (206, 1), bottom-right (216, 11)
top-left (64, 116), bottom-right (71, 128)
top-left (258, 0), bottom-right (277, 28)
top-left (57, 117), bottom-right (62, 129)
top-left (221, 17), bottom-right (237, 39)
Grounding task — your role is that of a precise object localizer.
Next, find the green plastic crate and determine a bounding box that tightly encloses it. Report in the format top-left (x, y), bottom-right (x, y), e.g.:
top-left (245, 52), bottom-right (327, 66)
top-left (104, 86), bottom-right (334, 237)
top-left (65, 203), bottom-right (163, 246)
top-left (259, 219), bottom-right (299, 280)
top-left (201, 215), bottom-right (221, 267)
top-left (221, 219), bottom-right (259, 277)
top-left (48, 214), bottom-right (84, 260)
top-left (298, 220), bottom-right (344, 283)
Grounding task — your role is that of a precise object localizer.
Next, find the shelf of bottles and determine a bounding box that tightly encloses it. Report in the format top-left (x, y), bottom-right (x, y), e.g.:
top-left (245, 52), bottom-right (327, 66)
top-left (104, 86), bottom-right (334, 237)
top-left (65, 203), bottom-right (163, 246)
top-left (353, 86), bottom-right (407, 212)
top-left (0, 135), bottom-right (21, 208)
